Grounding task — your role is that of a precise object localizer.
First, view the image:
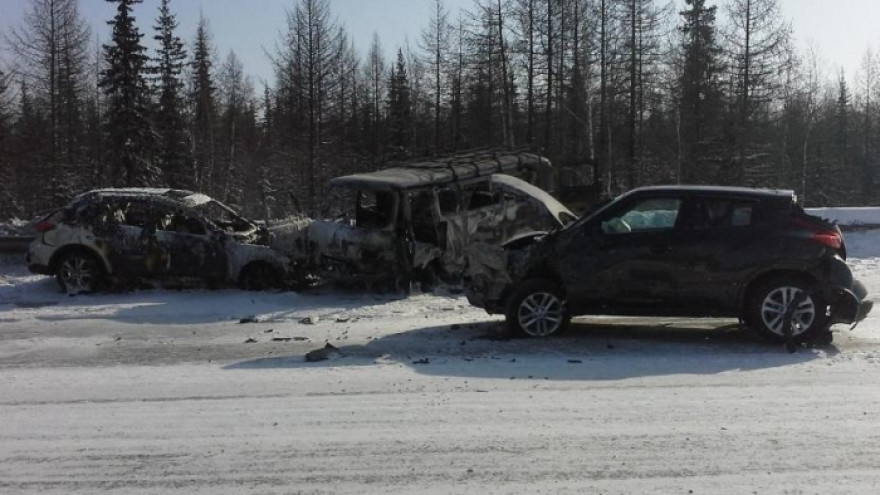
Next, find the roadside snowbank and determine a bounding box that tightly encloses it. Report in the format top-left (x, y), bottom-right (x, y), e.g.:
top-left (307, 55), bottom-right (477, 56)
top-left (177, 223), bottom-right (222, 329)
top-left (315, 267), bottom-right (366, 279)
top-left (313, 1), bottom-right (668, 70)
top-left (807, 207), bottom-right (880, 227)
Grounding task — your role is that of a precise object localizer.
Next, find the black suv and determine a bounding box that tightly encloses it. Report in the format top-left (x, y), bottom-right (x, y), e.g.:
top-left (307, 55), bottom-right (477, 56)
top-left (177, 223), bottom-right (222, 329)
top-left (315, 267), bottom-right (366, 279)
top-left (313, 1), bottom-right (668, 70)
top-left (465, 186), bottom-right (873, 343)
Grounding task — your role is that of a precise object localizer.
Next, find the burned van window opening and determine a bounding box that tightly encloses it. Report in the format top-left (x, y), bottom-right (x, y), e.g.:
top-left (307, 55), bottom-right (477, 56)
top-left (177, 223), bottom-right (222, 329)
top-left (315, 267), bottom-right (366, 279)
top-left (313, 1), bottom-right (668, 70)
top-left (356, 191), bottom-right (395, 229)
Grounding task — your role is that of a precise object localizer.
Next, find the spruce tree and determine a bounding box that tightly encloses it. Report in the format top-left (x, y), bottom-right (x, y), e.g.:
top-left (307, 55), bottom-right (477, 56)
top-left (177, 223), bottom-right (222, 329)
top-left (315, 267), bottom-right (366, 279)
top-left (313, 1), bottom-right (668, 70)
top-left (152, 0), bottom-right (190, 189)
top-left (678, 0), bottom-right (724, 183)
top-left (0, 68), bottom-right (18, 216)
top-left (100, 0), bottom-right (156, 187)
top-left (387, 49), bottom-right (412, 152)
top-left (190, 16), bottom-right (217, 193)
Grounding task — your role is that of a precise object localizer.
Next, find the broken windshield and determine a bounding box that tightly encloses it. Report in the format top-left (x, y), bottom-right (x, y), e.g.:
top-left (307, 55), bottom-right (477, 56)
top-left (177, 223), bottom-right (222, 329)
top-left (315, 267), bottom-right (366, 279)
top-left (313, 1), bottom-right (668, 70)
top-left (194, 200), bottom-right (254, 233)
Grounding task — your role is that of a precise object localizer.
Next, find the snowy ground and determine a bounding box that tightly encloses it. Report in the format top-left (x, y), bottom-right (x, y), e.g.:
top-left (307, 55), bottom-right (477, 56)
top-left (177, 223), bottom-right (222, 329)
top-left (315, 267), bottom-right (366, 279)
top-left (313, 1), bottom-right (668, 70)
top-left (1, 232), bottom-right (880, 493)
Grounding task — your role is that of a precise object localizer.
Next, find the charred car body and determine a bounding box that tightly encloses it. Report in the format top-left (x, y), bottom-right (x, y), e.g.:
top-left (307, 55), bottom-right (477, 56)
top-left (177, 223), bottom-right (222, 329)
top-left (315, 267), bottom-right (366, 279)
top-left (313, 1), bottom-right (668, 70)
top-left (465, 185), bottom-right (873, 343)
top-left (274, 151), bottom-right (577, 287)
top-left (27, 189), bottom-right (288, 293)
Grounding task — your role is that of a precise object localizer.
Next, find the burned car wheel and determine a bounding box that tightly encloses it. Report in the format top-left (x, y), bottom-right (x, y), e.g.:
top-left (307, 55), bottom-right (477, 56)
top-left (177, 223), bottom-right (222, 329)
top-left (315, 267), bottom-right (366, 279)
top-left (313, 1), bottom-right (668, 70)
top-left (55, 251), bottom-right (104, 295)
top-left (747, 277), bottom-right (829, 343)
top-left (505, 279), bottom-right (570, 338)
top-left (239, 262), bottom-right (283, 291)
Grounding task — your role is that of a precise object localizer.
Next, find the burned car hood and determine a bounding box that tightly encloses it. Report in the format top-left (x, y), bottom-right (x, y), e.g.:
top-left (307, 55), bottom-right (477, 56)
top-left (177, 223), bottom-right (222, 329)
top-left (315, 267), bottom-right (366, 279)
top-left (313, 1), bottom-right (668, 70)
top-left (266, 215), bottom-right (313, 260)
top-left (489, 174), bottom-right (577, 227)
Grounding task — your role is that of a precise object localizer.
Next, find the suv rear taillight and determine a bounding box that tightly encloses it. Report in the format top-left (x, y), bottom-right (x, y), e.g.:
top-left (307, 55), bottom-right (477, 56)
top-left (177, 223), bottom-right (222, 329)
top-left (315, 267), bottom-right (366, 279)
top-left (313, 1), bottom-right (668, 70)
top-left (811, 230), bottom-right (842, 250)
top-left (34, 219), bottom-right (56, 232)
top-left (792, 218), bottom-right (843, 250)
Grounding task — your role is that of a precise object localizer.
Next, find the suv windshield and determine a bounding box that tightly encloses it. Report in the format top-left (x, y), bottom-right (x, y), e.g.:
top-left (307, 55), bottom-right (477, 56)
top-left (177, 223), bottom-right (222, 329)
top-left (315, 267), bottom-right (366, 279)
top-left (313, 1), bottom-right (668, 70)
top-left (194, 200), bottom-right (253, 233)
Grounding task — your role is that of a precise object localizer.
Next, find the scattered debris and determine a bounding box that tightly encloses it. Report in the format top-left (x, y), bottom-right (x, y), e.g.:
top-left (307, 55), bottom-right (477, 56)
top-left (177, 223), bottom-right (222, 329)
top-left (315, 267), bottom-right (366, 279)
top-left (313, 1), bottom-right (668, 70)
top-left (271, 337), bottom-right (292, 342)
top-left (335, 316), bottom-right (351, 323)
top-left (263, 328), bottom-right (274, 333)
top-left (412, 358), bottom-right (430, 365)
top-left (299, 315), bottom-right (320, 325)
top-left (244, 337), bottom-right (258, 344)
top-left (305, 343), bottom-right (341, 362)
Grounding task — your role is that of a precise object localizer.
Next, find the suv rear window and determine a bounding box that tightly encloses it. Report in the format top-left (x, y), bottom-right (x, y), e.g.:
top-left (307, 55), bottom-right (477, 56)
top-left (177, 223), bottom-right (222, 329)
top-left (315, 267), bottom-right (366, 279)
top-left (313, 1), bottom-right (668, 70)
top-left (678, 198), bottom-right (757, 229)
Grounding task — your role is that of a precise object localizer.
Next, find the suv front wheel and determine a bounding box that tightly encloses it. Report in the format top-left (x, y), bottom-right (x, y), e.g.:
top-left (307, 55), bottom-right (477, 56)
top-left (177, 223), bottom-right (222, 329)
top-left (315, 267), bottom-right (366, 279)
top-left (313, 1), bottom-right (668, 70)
top-left (505, 279), bottom-right (570, 338)
top-left (747, 277), bottom-right (829, 343)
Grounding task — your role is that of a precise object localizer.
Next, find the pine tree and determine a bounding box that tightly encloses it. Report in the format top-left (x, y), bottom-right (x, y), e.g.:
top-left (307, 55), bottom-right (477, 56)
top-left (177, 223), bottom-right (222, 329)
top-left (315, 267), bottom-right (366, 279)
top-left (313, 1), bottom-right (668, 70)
top-left (0, 68), bottom-right (19, 216)
top-left (724, 0), bottom-right (792, 184)
top-left (420, 0), bottom-right (450, 151)
top-left (678, 0), bottom-right (724, 183)
top-left (837, 70), bottom-right (849, 168)
top-left (857, 49), bottom-right (876, 204)
top-left (152, 0), bottom-right (190, 189)
top-left (7, 0), bottom-right (92, 203)
top-left (387, 49), bottom-right (413, 152)
top-left (190, 16), bottom-right (217, 193)
top-left (361, 33), bottom-right (386, 159)
top-left (100, 0), bottom-right (156, 187)
top-left (216, 50), bottom-right (254, 207)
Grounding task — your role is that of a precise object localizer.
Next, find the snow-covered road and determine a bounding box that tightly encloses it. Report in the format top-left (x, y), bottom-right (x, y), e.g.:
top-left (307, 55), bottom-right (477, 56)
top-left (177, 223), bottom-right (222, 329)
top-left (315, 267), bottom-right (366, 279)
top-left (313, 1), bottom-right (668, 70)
top-left (1, 231), bottom-right (880, 494)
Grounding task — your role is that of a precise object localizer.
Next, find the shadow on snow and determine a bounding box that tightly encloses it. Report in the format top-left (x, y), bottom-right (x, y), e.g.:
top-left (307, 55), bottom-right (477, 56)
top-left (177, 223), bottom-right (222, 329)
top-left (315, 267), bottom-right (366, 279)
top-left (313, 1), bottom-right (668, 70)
top-left (224, 317), bottom-right (833, 381)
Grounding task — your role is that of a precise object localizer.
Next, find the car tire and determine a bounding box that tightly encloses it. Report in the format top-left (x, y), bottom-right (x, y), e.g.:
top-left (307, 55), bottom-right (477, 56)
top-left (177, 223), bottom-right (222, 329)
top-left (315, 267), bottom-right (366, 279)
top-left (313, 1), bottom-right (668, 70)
top-left (746, 277), bottom-right (829, 344)
top-left (239, 262), bottom-right (283, 291)
top-left (55, 250), bottom-right (104, 295)
top-left (416, 263), bottom-right (438, 292)
top-left (505, 279), bottom-right (570, 338)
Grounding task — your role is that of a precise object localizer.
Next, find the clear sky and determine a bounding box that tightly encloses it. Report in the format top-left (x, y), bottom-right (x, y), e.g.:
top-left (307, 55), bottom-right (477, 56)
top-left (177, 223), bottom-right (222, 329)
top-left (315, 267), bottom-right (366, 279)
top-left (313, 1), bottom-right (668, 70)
top-left (1, 0), bottom-right (879, 86)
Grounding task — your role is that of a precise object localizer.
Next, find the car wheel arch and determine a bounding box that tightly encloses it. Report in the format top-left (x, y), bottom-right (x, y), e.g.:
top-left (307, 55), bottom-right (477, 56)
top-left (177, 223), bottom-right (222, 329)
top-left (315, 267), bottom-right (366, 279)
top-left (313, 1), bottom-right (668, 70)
top-left (739, 269), bottom-right (819, 316)
top-left (49, 245), bottom-right (111, 275)
top-left (238, 260), bottom-right (285, 290)
top-left (501, 265), bottom-right (566, 307)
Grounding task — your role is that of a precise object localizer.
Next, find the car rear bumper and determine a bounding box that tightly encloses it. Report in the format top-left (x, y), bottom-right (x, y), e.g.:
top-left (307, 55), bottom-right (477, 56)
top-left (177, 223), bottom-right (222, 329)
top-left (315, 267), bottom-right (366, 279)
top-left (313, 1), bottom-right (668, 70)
top-left (28, 262), bottom-right (53, 275)
top-left (26, 241), bottom-right (55, 275)
top-left (829, 279), bottom-right (873, 327)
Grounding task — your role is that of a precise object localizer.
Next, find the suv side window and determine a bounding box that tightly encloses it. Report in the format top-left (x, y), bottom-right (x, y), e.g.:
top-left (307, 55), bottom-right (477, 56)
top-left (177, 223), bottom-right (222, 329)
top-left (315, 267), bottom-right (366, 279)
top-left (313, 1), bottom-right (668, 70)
top-left (464, 182), bottom-right (501, 210)
top-left (157, 206), bottom-right (207, 235)
top-left (678, 198), bottom-right (756, 230)
top-left (601, 198), bottom-right (682, 234)
top-left (120, 200), bottom-right (153, 228)
top-left (436, 187), bottom-right (460, 215)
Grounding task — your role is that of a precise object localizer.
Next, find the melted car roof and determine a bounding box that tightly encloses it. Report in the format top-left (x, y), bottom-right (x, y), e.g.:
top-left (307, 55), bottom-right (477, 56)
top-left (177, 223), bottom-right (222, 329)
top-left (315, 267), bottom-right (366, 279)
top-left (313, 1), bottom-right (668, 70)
top-left (72, 188), bottom-right (212, 207)
top-left (330, 151), bottom-right (551, 191)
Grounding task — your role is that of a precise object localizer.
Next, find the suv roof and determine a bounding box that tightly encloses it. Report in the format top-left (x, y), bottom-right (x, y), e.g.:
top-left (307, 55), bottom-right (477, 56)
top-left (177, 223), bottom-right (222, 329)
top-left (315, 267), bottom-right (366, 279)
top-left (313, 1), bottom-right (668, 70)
top-left (72, 188), bottom-right (212, 207)
top-left (330, 151), bottom-right (551, 192)
top-left (628, 185), bottom-right (796, 200)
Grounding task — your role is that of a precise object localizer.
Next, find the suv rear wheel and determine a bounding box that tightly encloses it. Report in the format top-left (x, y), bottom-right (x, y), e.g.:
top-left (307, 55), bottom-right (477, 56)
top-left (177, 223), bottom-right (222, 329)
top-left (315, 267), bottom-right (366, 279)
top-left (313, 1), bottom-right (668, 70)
top-left (505, 279), bottom-right (570, 338)
top-left (747, 277), bottom-right (829, 343)
top-left (56, 251), bottom-right (104, 295)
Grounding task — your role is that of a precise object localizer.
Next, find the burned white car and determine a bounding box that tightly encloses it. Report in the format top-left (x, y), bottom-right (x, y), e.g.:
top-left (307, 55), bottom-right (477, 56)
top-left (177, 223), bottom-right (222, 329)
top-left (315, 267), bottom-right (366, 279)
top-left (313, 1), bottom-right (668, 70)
top-left (27, 188), bottom-right (289, 293)
top-left (273, 152), bottom-right (576, 288)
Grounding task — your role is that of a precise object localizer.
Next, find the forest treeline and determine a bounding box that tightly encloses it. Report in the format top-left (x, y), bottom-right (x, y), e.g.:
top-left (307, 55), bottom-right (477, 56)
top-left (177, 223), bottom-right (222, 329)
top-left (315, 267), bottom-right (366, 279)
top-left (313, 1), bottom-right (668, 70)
top-left (0, 0), bottom-right (877, 220)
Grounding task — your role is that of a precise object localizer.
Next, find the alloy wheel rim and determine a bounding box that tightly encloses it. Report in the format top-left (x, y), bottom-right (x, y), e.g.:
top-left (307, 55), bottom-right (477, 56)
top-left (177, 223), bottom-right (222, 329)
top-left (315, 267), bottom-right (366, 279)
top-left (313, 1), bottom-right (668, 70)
top-left (60, 257), bottom-right (93, 294)
top-left (518, 292), bottom-right (564, 337)
top-left (760, 286), bottom-right (816, 336)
